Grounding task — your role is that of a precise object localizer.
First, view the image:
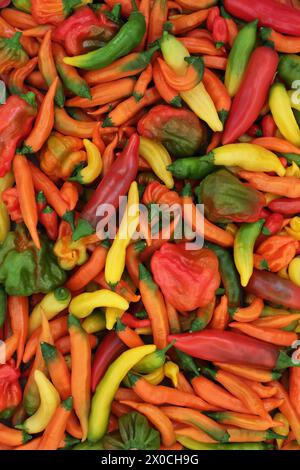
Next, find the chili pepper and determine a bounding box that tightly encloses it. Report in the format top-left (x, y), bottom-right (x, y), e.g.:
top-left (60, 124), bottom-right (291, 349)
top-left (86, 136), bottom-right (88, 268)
top-left (178, 37), bottom-right (224, 57)
top-left (269, 82), bottom-right (300, 147)
top-left (116, 318), bottom-right (144, 348)
top-left (165, 8), bottom-right (210, 35)
top-left (228, 298), bottom-right (263, 323)
top-left (202, 68), bottom-right (231, 125)
top-left (68, 314), bottom-right (91, 441)
top-left (254, 235), bottom-right (298, 273)
top-left (147, 0), bottom-right (167, 45)
top-left (81, 132), bottom-right (139, 228)
top-left (256, 213), bottom-right (284, 247)
top-left (164, 361), bottom-right (179, 387)
top-left (41, 342), bottom-right (71, 400)
top-left (206, 6), bottom-right (220, 32)
top-left (168, 156), bottom-right (215, 180)
top-left (222, 47), bottom-right (279, 144)
top-left (153, 59), bottom-right (181, 108)
top-left (278, 54), bottom-right (300, 88)
top-left (56, 333), bottom-right (97, 355)
top-left (0, 93), bottom-right (36, 177)
top-left (37, 397), bottom-right (72, 451)
top-left (88, 344), bottom-right (156, 442)
top-left (132, 341), bottom-right (175, 374)
top-left (273, 412), bottom-right (289, 450)
top-left (229, 321), bottom-right (297, 347)
top-left (202, 55), bottom-right (227, 70)
top-left (240, 171), bottom-right (300, 199)
top-left (68, 289), bottom-right (129, 319)
top-left (0, 32), bottom-right (28, 74)
top-left (272, 380), bottom-right (300, 445)
top-left (66, 244), bottom-right (108, 292)
top-left (39, 206), bottom-right (58, 241)
top-left (252, 137), bottom-right (300, 157)
top-left (8, 56), bottom-right (38, 95)
top-left (0, 171), bottom-right (14, 243)
top-left (176, 0), bottom-right (218, 9)
top-left (125, 241), bottom-right (146, 288)
top-left (157, 56), bottom-right (204, 92)
top-left (177, 435), bottom-right (273, 450)
top-left (71, 139), bottom-right (102, 185)
top-left (8, 296), bottom-right (28, 368)
top-left (234, 220), bottom-right (264, 287)
top-left (12, 0), bottom-right (31, 12)
top-left (191, 299), bottom-right (215, 332)
top-left (64, 4), bottom-right (146, 70)
top-left (209, 295), bottom-right (229, 331)
top-left (0, 423), bottom-right (31, 447)
top-left (82, 309), bottom-right (106, 334)
top-left (29, 288), bottom-right (71, 335)
top-left (206, 410), bottom-right (280, 432)
top-left (261, 115), bottom-right (277, 138)
top-left (0, 360), bottom-right (22, 420)
top-left (224, 0), bottom-right (300, 37)
top-left (138, 136), bottom-right (174, 189)
top-left (31, 0), bottom-right (82, 25)
top-left (212, 16), bottom-right (228, 48)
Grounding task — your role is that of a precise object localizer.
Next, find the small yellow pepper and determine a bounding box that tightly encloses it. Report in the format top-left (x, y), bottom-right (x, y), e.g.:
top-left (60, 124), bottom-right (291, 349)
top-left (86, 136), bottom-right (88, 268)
top-left (105, 306), bottom-right (124, 330)
top-left (164, 361), bottom-right (180, 387)
top-left (139, 137), bottom-right (174, 189)
top-left (161, 31), bottom-right (189, 76)
top-left (71, 139), bottom-right (102, 185)
top-left (272, 412), bottom-right (290, 450)
top-left (288, 257), bottom-right (300, 287)
top-left (286, 217), bottom-right (300, 241)
top-left (54, 235), bottom-right (88, 270)
top-left (143, 366), bottom-right (165, 385)
top-left (0, 171), bottom-right (14, 244)
top-left (82, 309), bottom-right (106, 334)
top-left (69, 289), bottom-right (129, 319)
top-left (20, 370), bottom-right (60, 434)
top-left (29, 287), bottom-right (71, 334)
top-left (105, 181), bottom-right (140, 285)
top-left (269, 83), bottom-right (300, 147)
top-left (285, 162), bottom-right (300, 178)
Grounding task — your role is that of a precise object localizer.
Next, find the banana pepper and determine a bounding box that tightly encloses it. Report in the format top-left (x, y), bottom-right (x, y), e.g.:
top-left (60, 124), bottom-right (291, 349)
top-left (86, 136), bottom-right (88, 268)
top-left (88, 344), bottom-right (156, 443)
top-left (139, 137), bottom-right (174, 189)
top-left (105, 307), bottom-right (124, 331)
top-left (288, 257), bottom-right (300, 287)
top-left (143, 366), bottom-right (165, 386)
top-left (71, 139), bottom-right (102, 185)
top-left (0, 171), bottom-right (14, 244)
top-left (82, 309), bottom-right (106, 334)
top-left (69, 289), bottom-right (129, 319)
top-left (285, 161), bottom-right (300, 178)
top-left (105, 181), bottom-right (140, 285)
top-left (164, 361), bottom-right (179, 388)
top-left (29, 287), bottom-right (71, 335)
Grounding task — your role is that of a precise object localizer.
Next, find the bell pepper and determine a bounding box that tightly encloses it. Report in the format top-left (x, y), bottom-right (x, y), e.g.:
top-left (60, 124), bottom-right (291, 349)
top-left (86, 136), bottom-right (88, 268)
top-left (234, 220), bottom-right (264, 288)
top-left (71, 139), bottom-right (102, 185)
top-left (0, 228), bottom-right (66, 296)
top-left (254, 235), bottom-right (298, 273)
top-left (151, 243), bottom-right (220, 312)
top-left (68, 289), bottom-right (129, 319)
top-left (139, 137), bottom-right (174, 189)
top-left (269, 82), bottom-right (300, 148)
top-left (0, 92), bottom-right (36, 177)
top-left (278, 54), bottom-right (300, 88)
top-left (88, 344), bottom-right (156, 443)
top-left (200, 170), bottom-right (266, 224)
top-left (64, 5), bottom-right (146, 70)
top-left (52, 6), bottom-right (118, 56)
top-left (224, 0), bottom-right (300, 37)
top-left (203, 143), bottom-right (285, 176)
top-left (225, 20), bottom-right (258, 97)
top-left (222, 47), bottom-right (279, 145)
top-left (31, 0), bottom-right (88, 25)
top-left (137, 105), bottom-right (207, 158)
top-left (0, 32), bottom-right (28, 74)
top-left (29, 287), bottom-right (71, 335)
top-left (81, 133), bottom-right (139, 228)
top-left (0, 171), bottom-right (14, 243)
top-left (0, 359), bottom-right (22, 419)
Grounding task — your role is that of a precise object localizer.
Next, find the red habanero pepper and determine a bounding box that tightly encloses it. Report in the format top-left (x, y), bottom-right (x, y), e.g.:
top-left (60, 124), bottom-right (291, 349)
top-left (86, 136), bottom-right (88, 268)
top-left (2, 187), bottom-right (22, 223)
top-left (81, 133), bottom-right (139, 228)
top-left (105, 0), bottom-right (140, 17)
top-left (261, 115), bottom-right (277, 137)
top-left (268, 197), bottom-right (300, 216)
top-left (222, 47), bottom-right (279, 145)
top-left (246, 269), bottom-right (300, 310)
top-left (0, 359), bottom-right (22, 419)
top-left (254, 235), bottom-right (298, 272)
top-left (212, 16), bottom-right (229, 48)
top-left (168, 329), bottom-right (297, 370)
top-left (224, 0), bottom-right (300, 37)
top-left (0, 93), bottom-right (36, 177)
top-left (91, 331), bottom-right (127, 392)
top-left (39, 206), bottom-right (58, 241)
top-left (206, 6), bottom-right (220, 32)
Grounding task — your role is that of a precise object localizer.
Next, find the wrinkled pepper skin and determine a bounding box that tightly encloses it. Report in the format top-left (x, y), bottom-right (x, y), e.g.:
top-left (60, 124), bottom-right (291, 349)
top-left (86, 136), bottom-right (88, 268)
top-left (0, 230), bottom-right (66, 296)
top-left (0, 32), bottom-right (28, 74)
top-left (278, 54), bottom-right (300, 88)
top-left (151, 243), bottom-right (220, 312)
top-left (0, 360), bottom-right (22, 419)
top-left (137, 105), bottom-right (207, 158)
top-left (31, 0), bottom-right (84, 25)
top-left (200, 170), bottom-right (266, 224)
top-left (0, 93), bottom-right (36, 177)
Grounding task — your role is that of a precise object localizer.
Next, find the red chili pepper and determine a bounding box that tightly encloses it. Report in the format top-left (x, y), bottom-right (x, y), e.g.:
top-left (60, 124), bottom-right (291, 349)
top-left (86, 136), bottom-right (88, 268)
top-left (254, 235), bottom-right (298, 273)
top-left (261, 115), bottom-right (277, 137)
top-left (222, 47), bottom-right (279, 145)
top-left (2, 187), bottom-right (22, 223)
top-left (0, 359), bottom-right (22, 419)
top-left (36, 191), bottom-right (46, 214)
top-left (212, 16), bottom-right (229, 48)
top-left (206, 6), bottom-right (220, 32)
top-left (39, 205), bottom-right (58, 241)
top-left (81, 133), bottom-right (140, 228)
top-left (121, 312), bottom-right (151, 329)
top-left (0, 93), bottom-right (36, 176)
top-left (224, 0), bottom-right (300, 37)
top-left (246, 269), bottom-right (300, 310)
top-left (256, 213), bottom-right (284, 246)
top-left (168, 329), bottom-right (294, 370)
top-left (247, 124), bottom-right (262, 138)
top-left (91, 331), bottom-right (127, 392)
top-left (268, 197), bottom-right (300, 216)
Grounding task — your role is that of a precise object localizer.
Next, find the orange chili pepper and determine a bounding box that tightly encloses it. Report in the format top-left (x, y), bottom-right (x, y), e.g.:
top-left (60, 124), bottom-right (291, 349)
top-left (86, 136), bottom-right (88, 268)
top-left (8, 296), bottom-right (28, 368)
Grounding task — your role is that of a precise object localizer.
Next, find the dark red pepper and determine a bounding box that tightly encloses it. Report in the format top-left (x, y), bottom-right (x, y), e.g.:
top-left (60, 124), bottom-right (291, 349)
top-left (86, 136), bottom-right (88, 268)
top-left (91, 331), bottom-right (127, 392)
top-left (268, 197), bottom-right (300, 216)
top-left (39, 206), bottom-right (58, 241)
top-left (222, 47), bottom-right (279, 145)
top-left (246, 124), bottom-right (262, 138)
top-left (81, 133), bottom-right (140, 228)
top-left (261, 114), bottom-right (277, 137)
top-left (212, 16), bottom-right (229, 48)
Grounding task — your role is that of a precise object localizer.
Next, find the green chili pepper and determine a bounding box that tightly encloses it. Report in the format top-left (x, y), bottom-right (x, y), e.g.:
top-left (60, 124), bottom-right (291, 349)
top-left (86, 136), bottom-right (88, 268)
top-left (234, 219), bottom-right (265, 288)
top-left (175, 349), bottom-right (200, 376)
top-left (0, 286), bottom-right (7, 328)
top-left (278, 54), bottom-right (300, 88)
top-left (190, 300), bottom-right (215, 332)
top-left (63, 2), bottom-right (146, 70)
top-left (132, 340), bottom-right (176, 374)
top-left (225, 20), bottom-right (258, 97)
top-left (12, 0), bottom-right (31, 12)
top-left (168, 156), bottom-right (216, 180)
top-left (205, 242), bottom-right (242, 308)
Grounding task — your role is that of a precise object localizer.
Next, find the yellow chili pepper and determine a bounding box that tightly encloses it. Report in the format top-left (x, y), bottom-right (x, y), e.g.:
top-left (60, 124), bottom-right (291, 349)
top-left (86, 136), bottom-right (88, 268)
top-left (82, 309), bottom-right (106, 334)
top-left (205, 144), bottom-right (286, 176)
top-left (288, 257), bottom-right (300, 287)
top-left (105, 306), bottom-right (124, 330)
top-left (71, 139), bottom-right (102, 185)
top-left (0, 171), bottom-right (14, 244)
top-left (269, 83), bottom-right (300, 147)
top-left (19, 370), bottom-right (60, 434)
top-left (69, 289), bottom-right (129, 319)
top-left (54, 235), bottom-right (88, 270)
top-left (29, 287), bottom-right (71, 335)
top-left (286, 217), bottom-right (300, 241)
top-left (143, 366), bottom-right (165, 385)
top-left (135, 327), bottom-right (152, 335)
top-left (139, 137), bottom-right (174, 189)
top-left (272, 413), bottom-right (290, 450)
top-left (161, 31), bottom-right (189, 76)
top-left (164, 361), bottom-right (180, 387)
top-left (285, 162), bottom-right (300, 178)
top-left (105, 181), bottom-right (140, 285)
top-left (88, 344), bottom-right (156, 443)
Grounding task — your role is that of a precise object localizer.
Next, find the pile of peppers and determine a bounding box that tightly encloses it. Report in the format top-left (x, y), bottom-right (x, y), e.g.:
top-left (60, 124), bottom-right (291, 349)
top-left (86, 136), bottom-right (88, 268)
top-left (1, 0), bottom-right (300, 453)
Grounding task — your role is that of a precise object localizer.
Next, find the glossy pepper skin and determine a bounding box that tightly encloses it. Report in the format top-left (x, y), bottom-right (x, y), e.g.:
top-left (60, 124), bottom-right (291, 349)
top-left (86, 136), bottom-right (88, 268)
top-left (0, 229), bottom-right (66, 296)
top-left (137, 105), bottom-right (207, 158)
top-left (81, 133), bottom-right (139, 228)
top-left (224, 0), bottom-right (300, 37)
top-left (200, 170), bottom-right (266, 224)
top-left (0, 360), bottom-right (22, 419)
top-left (222, 47), bottom-right (279, 145)
top-left (64, 5), bottom-right (146, 70)
top-left (151, 243), bottom-right (220, 312)
top-left (0, 93), bottom-right (36, 177)
top-left (246, 269), bottom-right (300, 310)
top-left (0, 32), bottom-right (28, 74)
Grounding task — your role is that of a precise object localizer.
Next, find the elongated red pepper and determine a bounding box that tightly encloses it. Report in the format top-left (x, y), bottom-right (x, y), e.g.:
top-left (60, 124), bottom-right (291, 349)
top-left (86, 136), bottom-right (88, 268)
top-left (261, 115), bottom-right (277, 137)
top-left (246, 269), bottom-right (300, 310)
top-left (39, 206), bottom-right (58, 241)
top-left (91, 331), bottom-right (127, 392)
top-left (121, 313), bottom-right (151, 329)
top-left (268, 197), bottom-right (300, 216)
top-left (168, 329), bottom-right (297, 370)
top-left (224, 0), bottom-right (300, 37)
top-left (255, 213), bottom-right (284, 247)
top-left (222, 47), bottom-right (279, 145)
top-left (81, 133), bottom-right (139, 228)
top-left (212, 16), bottom-right (228, 48)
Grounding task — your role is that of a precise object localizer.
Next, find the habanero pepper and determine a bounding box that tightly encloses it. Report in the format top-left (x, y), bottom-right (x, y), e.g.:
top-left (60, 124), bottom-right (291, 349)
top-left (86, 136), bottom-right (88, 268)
top-left (81, 132), bottom-right (139, 228)
top-left (0, 32), bottom-right (28, 74)
top-left (0, 92), bottom-right (36, 177)
top-left (0, 360), bottom-right (22, 419)
top-left (254, 235), bottom-right (298, 273)
top-left (31, 0), bottom-right (84, 25)
top-left (222, 47), bottom-right (279, 145)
